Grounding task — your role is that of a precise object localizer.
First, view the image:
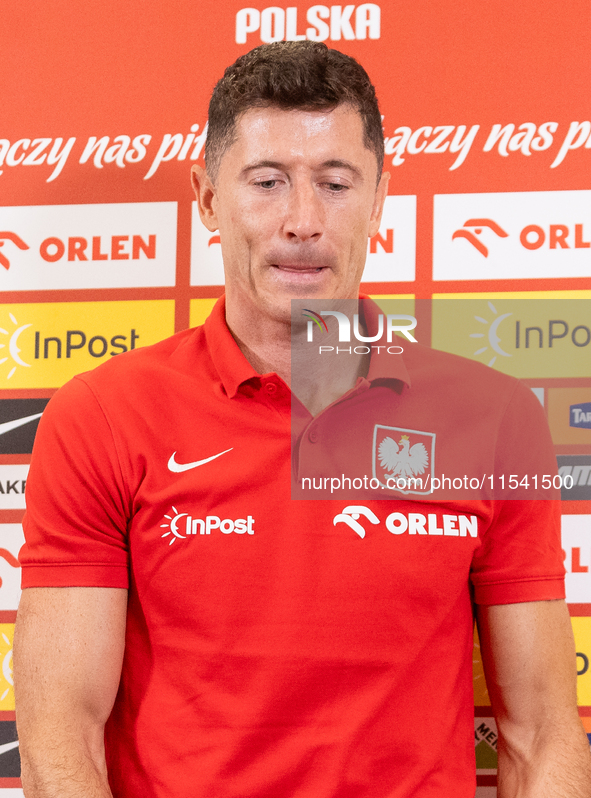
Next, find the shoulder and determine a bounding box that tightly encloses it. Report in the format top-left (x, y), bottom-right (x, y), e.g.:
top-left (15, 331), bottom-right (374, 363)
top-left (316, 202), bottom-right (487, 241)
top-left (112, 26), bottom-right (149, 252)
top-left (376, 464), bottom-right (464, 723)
top-left (44, 326), bottom-right (208, 422)
top-left (77, 325), bottom-right (205, 392)
top-left (403, 340), bottom-right (522, 400)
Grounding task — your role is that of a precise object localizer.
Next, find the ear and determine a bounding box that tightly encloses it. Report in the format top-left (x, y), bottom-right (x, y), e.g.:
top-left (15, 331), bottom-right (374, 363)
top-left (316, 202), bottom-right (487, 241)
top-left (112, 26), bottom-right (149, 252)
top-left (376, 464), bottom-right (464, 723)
top-left (368, 171), bottom-right (390, 239)
top-left (191, 165), bottom-right (219, 232)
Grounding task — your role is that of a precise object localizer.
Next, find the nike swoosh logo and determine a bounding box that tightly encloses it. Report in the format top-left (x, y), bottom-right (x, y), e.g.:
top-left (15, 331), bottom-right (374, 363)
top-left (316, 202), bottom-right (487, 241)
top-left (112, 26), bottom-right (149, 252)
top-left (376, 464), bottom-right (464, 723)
top-left (168, 448), bottom-right (233, 473)
top-left (0, 740), bottom-right (19, 755)
top-left (0, 412), bottom-right (43, 436)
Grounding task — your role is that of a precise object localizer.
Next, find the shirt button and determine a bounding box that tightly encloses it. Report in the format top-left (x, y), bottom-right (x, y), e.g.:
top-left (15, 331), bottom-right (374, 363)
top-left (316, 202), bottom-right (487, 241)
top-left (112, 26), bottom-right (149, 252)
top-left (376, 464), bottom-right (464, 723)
top-left (265, 382), bottom-right (277, 394)
top-left (308, 428), bottom-right (319, 443)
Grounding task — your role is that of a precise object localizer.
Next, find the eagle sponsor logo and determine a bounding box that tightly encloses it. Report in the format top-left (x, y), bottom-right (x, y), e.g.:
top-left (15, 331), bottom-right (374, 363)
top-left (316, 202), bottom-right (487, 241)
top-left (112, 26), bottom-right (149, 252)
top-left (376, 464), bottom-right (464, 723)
top-left (332, 504), bottom-right (478, 539)
top-left (433, 190), bottom-right (591, 281)
top-left (0, 203), bottom-right (177, 290)
top-left (373, 425), bottom-right (435, 495)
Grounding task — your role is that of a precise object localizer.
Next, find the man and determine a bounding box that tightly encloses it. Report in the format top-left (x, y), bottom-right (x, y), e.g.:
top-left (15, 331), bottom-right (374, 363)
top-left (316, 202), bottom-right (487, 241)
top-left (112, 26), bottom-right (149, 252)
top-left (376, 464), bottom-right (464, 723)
top-left (14, 42), bottom-right (591, 798)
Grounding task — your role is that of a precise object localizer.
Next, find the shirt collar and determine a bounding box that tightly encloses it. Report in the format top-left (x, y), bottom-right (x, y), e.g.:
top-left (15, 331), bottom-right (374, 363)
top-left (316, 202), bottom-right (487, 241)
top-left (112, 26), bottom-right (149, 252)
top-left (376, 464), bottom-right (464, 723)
top-left (360, 295), bottom-right (411, 386)
top-left (204, 294), bottom-right (411, 398)
top-left (204, 296), bottom-right (260, 398)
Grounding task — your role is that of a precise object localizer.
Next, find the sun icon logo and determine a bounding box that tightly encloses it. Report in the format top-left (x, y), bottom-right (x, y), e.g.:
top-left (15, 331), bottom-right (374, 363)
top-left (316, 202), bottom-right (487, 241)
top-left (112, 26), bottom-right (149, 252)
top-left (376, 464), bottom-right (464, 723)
top-left (0, 312), bottom-right (32, 380)
top-left (0, 628), bottom-right (13, 706)
top-left (160, 506), bottom-right (188, 545)
top-left (469, 302), bottom-right (512, 368)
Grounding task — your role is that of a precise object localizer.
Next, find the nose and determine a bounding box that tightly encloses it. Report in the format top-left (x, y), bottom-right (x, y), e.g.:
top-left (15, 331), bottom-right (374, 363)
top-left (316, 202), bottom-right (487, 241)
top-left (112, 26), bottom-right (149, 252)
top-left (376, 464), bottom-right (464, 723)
top-left (282, 179), bottom-right (324, 242)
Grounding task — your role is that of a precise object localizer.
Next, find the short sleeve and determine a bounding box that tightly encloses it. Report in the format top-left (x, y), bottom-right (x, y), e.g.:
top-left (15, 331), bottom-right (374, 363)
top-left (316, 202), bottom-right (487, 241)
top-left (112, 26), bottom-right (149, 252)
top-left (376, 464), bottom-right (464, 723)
top-left (21, 376), bottom-right (130, 588)
top-left (470, 380), bottom-right (566, 605)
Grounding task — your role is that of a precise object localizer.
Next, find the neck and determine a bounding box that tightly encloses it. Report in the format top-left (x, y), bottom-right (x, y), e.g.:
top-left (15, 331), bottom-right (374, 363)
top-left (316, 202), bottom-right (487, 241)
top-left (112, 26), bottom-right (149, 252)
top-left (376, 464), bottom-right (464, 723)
top-left (225, 292), bottom-right (369, 415)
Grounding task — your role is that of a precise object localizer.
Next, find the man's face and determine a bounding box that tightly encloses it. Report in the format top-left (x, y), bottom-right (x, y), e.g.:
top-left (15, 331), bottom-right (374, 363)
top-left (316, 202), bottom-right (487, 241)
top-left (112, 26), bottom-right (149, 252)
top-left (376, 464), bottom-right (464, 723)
top-left (193, 104), bottom-right (389, 324)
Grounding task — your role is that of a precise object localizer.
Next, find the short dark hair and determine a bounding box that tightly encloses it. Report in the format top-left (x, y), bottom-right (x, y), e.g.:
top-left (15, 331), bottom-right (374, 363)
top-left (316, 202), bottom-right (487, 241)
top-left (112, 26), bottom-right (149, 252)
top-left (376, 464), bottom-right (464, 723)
top-left (205, 41), bottom-right (384, 182)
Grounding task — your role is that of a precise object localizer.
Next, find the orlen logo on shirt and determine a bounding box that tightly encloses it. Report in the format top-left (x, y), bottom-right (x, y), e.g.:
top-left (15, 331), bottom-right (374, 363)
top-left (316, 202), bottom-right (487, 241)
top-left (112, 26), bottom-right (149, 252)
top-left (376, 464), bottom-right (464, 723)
top-left (433, 190), bottom-right (591, 281)
top-left (236, 4), bottom-right (380, 45)
top-left (0, 203), bottom-right (177, 290)
top-left (190, 195), bottom-right (416, 286)
top-left (0, 301), bottom-right (174, 389)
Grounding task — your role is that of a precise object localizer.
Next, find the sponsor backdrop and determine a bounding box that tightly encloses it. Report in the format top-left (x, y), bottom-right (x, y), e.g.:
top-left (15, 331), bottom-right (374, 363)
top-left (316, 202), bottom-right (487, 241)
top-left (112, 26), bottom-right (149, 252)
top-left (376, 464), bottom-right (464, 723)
top-left (1, 1), bottom-right (590, 792)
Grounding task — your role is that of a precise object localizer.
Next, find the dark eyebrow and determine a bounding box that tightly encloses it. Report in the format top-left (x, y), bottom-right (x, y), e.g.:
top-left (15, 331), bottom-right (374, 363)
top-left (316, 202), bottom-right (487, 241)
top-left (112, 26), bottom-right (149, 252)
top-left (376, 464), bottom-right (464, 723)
top-left (240, 159), bottom-right (364, 179)
top-left (320, 159), bottom-right (363, 179)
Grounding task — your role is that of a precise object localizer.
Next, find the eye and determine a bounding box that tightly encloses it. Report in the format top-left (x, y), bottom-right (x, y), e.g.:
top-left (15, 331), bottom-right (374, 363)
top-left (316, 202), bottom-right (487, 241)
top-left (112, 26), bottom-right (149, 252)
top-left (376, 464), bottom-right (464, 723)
top-left (253, 179), bottom-right (280, 190)
top-left (324, 182), bottom-right (349, 192)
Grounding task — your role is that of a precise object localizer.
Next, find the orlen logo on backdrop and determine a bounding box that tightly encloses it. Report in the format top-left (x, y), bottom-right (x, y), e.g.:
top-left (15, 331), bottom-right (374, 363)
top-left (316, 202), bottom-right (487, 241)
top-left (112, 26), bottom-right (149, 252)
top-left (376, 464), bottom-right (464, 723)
top-left (236, 4), bottom-right (380, 44)
top-left (433, 190), bottom-right (591, 281)
top-left (452, 217), bottom-right (589, 258)
top-left (190, 195), bottom-right (416, 286)
top-left (0, 203), bottom-right (177, 290)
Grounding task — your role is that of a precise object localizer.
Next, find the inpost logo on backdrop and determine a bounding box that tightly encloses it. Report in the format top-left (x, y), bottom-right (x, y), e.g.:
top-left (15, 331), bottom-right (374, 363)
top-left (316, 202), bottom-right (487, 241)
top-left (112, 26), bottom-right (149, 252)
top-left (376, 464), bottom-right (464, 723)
top-left (236, 4), bottom-right (381, 44)
top-left (190, 195), bottom-right (416, 285)
top-left (0, 203), bottom-right (177, 290)
top-left (0, 301), bottom-right (174, 388)
top-left (433, 190), bottom-right (591, 281)
top-left (431, 296), bottom-right (591, 379)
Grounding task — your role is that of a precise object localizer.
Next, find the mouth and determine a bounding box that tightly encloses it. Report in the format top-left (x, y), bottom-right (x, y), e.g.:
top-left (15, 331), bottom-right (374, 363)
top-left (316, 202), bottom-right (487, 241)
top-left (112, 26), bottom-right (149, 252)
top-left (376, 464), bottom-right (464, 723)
top-left (271, 264), bottom-right (327, 274)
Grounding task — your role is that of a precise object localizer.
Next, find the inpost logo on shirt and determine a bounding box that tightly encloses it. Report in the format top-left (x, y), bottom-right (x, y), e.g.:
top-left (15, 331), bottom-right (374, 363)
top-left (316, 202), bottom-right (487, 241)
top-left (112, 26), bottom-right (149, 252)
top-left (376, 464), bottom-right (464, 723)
top-left (0, 625), bottom-right (14, 711)
top-left (431, 294), bottom-right (591, 378)
top-left (0, 301), bottom-right (174, 388)
top-left (0, 203), bottom-right (177, 290)
top-left (161, 507), bottom-right (255, 544)
top-left (433, 190), bottom-right (591, 281)
top-left (190, 195), bottom-right (417, 286)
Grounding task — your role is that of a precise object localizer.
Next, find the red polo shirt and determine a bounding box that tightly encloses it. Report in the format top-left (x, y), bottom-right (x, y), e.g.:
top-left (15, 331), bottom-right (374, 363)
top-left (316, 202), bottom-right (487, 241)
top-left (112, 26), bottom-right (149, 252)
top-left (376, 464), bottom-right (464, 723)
top-left (21, 296), bottom-right (564, 798)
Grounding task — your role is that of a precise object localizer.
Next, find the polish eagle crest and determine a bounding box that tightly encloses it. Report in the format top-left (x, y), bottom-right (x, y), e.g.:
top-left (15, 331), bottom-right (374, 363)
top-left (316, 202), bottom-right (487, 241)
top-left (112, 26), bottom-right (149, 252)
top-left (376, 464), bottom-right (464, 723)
top-left (378, 434), bottom-right (429, 479)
